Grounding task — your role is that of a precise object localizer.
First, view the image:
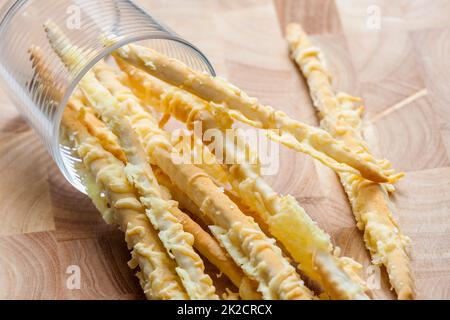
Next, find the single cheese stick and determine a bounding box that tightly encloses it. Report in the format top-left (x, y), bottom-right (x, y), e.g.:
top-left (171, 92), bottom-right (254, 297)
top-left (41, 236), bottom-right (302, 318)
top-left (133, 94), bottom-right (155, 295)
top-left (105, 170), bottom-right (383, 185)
top-left (286, 22), bottom-right (413, 299)
top-left (153, 166), bottom-right (212, 226)
top-left (62, 107), bottom-right (187, 300)
top-left (111, 42), bottom-right (399, 184)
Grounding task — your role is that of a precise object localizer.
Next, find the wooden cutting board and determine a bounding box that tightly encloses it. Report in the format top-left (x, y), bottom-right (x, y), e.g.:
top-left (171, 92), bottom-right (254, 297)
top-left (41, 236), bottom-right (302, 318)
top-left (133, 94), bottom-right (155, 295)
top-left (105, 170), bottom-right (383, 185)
top-left (1, 0), bottom-right (449, 300)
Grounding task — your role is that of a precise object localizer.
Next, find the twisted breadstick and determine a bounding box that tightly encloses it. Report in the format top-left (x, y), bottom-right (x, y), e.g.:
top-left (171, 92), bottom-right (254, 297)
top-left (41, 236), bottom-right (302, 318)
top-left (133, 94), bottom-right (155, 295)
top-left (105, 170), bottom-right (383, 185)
top-left (45, 22), bottom-right (217, 300)
top-left (111, 42), bottom-right (401, 184)
top-left (47, 19), bottom-right (304, 299)
top-left (62, 107), bottom-right (187, 300)
top-left (35, 30), bottom-right (257, 300)
top-left (286, 23), bottom-right (413, 299)
top-left (118, 62), bottom-right (370, 300)
top-left (90, 61), bottom-right (314, 300)
top-left (153, 167), bottom-right (210, 224)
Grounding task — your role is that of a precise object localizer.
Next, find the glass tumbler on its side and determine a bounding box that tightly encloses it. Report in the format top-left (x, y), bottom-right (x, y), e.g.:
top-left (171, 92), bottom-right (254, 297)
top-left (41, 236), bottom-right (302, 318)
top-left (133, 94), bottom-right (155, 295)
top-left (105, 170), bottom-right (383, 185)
top-left (0, 0), bottom-right (215, 192)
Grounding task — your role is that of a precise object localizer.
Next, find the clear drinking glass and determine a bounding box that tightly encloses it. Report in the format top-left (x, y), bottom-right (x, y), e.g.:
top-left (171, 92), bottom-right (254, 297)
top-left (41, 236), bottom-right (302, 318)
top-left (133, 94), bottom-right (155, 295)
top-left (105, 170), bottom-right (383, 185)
top-left (0, 0), bottom-right (215, 192)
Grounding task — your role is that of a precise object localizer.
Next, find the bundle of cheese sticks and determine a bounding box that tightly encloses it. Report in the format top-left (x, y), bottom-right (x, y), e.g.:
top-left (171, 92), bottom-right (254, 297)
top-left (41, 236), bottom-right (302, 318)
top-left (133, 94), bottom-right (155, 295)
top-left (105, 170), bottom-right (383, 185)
top-left (29, 20), bottom-right (412, 300)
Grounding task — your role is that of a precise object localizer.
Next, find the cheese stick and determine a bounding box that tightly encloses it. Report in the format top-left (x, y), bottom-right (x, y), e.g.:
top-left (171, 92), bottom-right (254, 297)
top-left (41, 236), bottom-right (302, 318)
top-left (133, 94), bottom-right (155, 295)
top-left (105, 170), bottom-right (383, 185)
top-left (110, 42), bottom-right (401, 184)
top-left (34, 32), bottom-right (258, 299)
top-left (286, 22), bottom-right (413, 299)
top-left (117, 62), bottom-right (370, 300)
top-left (153, 166), bottom-right (212, 226)
top-left (55, 49), bottom-right (313, 299)
top-left (46, 21), bottom-right (316, 301)
top-left (45, 22), bottom-right (218, 300)
top-left (62, 107), bottom-right (187, 300)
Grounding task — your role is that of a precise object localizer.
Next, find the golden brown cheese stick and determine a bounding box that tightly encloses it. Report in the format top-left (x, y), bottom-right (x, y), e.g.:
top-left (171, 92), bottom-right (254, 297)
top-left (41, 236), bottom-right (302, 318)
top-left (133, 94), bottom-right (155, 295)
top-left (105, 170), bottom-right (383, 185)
top-left (117, 62), bottom-right (370, 299)
top-left (111, 43), bottom-right (400, 184)
top-left (153, 166), bottom-right (212, 226)
top-left (45, 22), bottom-right (218, 300)
top-left (286, 23), bottom-right (413, 299)
top-left (62, 107), bottom-right (188, 300)
top-left (90, 62), bottom-right (314, 300)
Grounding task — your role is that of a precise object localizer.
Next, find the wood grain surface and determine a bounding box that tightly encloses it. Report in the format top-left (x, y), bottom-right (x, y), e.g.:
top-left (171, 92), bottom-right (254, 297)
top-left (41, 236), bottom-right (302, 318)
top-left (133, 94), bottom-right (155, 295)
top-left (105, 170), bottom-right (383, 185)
top-left (0, 0), bottom-right (449, 299)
